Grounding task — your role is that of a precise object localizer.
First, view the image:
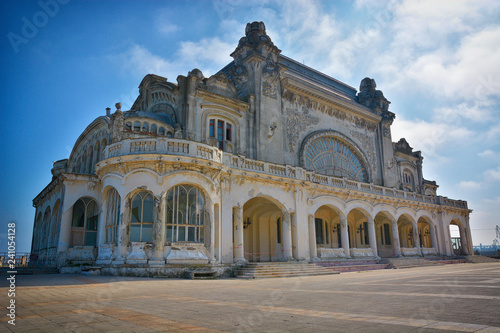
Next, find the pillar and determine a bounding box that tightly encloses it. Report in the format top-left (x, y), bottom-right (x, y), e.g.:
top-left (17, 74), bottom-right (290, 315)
top-left (340, 214), bottom-right (350, 258)
top-left (460, 226), bottom-right (469, 255)
top-left (367, 216), bottom-right (378, 257)
top-left (412, 222), bottom-right (422, 255)
top-left (390, 218), bottom-right (401, 257)
top-left (115, 196), bottom-right (129, 264)
top-left (150, 196), bottom-right (166, 264)
top-left (430, 224), bottom-right (438, 250)
top-left (282, 210), bottom-right (293, 260)
top-left (233, 205), bottom-right (246, 262)
top-left (308, 215), bottom-right (317, 260)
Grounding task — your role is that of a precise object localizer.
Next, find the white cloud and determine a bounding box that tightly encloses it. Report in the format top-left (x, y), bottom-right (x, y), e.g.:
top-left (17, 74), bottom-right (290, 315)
top-left (484, 165), bottom-right (500, 181)
top-left (478, 150), bottom-right (499, 159)
top-left (458, 181), bottom-right (481, 190)
top-left (178, 38), bottom-right (234, 72)
top-left (391, 115), bottom-right (474, 158)
top-left (120, 44), bottom-right (174, 78)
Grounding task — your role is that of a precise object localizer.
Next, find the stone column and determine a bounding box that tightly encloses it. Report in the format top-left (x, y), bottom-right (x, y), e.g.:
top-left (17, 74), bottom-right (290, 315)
top-left (367, 216), bottom-right (378, 257)
top-left (390, 218), bottom-right (401, 257)
top-left (233, 205), bottom-right (246, 262)
top-left (430, 224), bottom-right (438, 250)
top-left (340, 214), bottom-right (350, 258)
top-left (308, 215), bottom-right (317, 260)
top-left (460, 226), bottom-right (469, 255)
top-left (282, 211), bottom-right (293, 260)
top-left (412, 222), bottom-right (422, 256)
top-left (115, 197), bottom-right (129, 265)
top-left (150, 195), bottom-right (166, 264)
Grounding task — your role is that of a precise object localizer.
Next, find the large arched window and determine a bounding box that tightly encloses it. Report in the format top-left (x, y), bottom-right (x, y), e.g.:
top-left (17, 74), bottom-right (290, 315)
top-left (70, 198), bottom-right (98, 246)
top-left (208, 118), bottom-right (233, 151)
top-left (105, 188), bottom-right (121, 244)
top-left (130, 191), bottom-right (153, 242)
top-left (50, 201), bottom-right (60, 248)
top-left (402, 169), bottom-right (414, 191)
top-left (166, 185), bottom-right (205, 243)
top-left (302, 134), bottom-right (368, 182)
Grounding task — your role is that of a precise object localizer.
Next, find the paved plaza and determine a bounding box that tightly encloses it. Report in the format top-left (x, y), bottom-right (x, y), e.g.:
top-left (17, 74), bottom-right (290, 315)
top-left (1, 262), bottom-right (499, 333)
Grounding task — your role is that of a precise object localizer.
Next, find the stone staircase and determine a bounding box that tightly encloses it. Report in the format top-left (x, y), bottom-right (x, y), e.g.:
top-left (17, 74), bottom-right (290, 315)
top-left (314, 259), bottom-right (388, 273)
top-left (380, 257), bottom-right (451, 269)
top-left (235, 262), bottom-right (340, 279)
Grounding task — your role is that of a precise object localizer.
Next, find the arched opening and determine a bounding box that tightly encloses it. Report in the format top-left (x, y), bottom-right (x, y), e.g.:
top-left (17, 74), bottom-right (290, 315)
top-left (449, 220), bottom-right (467, 255)
top-left (50, 200), bottom-right (60, 249)
top-left (418, 218), bottom-right (432, 249)
top-left (70, 197), bottom-right (99, 247)
top-left (41, 207), bottom-right (51, 251)
top-left (347, 209), bottom-right (369, 249)
top-left (242, 197), bottom-right (284, 262)
top-left (374, 212), bottom-right (395, 258)
top-left (397, 214), bottom-right (419, 256)
top-left (312, 205), bottom-right (346, 259)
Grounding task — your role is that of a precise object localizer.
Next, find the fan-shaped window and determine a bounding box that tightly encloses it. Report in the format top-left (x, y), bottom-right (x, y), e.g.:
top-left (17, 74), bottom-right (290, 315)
top-left (70, 198), bottom-right (99, 247)
top-left (165, 185), bottom-right (205, 243)
top-left (130, 191), bottom-right (153, 242)
top-left (303, 136), bottom-right (368, 182)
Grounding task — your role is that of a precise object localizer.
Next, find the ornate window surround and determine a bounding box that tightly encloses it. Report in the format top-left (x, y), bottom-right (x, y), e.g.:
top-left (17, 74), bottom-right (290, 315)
top-left (201, 109), bottom-right (240, 153)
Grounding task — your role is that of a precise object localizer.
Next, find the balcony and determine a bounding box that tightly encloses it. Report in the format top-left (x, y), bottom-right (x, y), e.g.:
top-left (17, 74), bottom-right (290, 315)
top-left (101, 138), bottom-right (468, 210)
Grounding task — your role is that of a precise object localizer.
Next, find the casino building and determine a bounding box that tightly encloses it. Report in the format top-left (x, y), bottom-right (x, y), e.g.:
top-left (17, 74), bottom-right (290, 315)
top-left (31, 22), bottom-right (472, 274)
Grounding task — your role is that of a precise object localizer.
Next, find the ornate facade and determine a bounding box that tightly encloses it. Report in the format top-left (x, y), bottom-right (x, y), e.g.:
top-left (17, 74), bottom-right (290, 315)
top-left (32, 22), bottom-right (472, 273)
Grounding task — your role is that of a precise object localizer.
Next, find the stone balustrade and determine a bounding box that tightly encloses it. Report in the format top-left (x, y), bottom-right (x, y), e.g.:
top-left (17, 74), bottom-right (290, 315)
top-left (317, 247), bottom-right (347, 258)
top-left (103, 137), bottom-right (468, 210)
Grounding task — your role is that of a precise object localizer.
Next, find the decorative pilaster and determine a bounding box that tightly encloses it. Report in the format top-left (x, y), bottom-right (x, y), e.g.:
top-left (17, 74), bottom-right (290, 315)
top-left (282, 211), bottom-right (293, 261)
top-left (308, 215), bottom-right (317, 260)
top-left (340, 214), bottom-right (350, 258)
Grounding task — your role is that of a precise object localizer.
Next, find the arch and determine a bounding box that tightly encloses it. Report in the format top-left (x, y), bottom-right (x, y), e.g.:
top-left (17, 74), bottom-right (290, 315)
top-left (402, 167), bottom-right (415, 191)
top-left (373, 204), bottom-right (396, 218)
top-left (299, 130), bottom-right (371, 182)
top-left (129, 190), bottom-right (154, 242)
top-left (104, 186), bottom-right (121, 244)
top-left (165, 184), bottom-right (206, 243)
top-left (242, 196), bottom-right (287, 262)
top-left (346, 200), bottom-right (373, 218)
top-left (374, 211), bottom-right (396, 257)
top-left (347, 208), bottom-right (370, 249)
top-left (70, 197), bottom-right (99, 247)
top-left (123, 168), bottom-right (162, 185)
top-left (41, 206), bottom-right (51, 251)
top-left (310, 196), bottom-right (347, 216)
top-left (397, 213), bottom-right (417, 249)
top-left (50, 200), bottom-right (61, 249)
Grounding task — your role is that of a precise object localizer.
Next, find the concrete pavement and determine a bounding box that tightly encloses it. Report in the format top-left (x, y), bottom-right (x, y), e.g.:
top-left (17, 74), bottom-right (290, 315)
top-left (1, 262), bottom-right (499, 332)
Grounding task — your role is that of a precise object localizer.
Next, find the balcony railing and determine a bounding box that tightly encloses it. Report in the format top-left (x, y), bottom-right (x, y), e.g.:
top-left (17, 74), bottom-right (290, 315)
top-left (102, 138), bottom-right (468, 210)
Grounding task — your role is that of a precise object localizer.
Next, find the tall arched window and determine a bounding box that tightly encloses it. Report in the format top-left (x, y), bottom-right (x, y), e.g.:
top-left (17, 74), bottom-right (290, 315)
top-left (41, 207), bottom-right (51, 251)
top-left (302, 134), bottom-right (368, 182)
top-left (403, 169), bottom-right (414, 191)
top-left (166, 185), bottom-right (205, 243)
top-left (130, 191), bottom-right (153, 242)
top-left (50, 201), bottom-right (60, 248)
top-left (209, 118), bottom-right (233, 150)
top-left (70, 198), bottom-right (98, 246)
top-left (105, 188), bottom-right (121, 244)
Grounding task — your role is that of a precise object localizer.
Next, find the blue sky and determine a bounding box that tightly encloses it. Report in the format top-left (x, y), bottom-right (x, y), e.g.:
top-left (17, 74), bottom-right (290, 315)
top-left (1, 0), bottom-right (499, 252)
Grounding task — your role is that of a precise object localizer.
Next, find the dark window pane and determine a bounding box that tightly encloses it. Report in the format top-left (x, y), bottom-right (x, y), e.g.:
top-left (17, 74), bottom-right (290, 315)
top-left (143, 194), bottom-right (154, 222)
top-left (209, 119), bottom-right (215, 137)
top-left (85, 231), bottom-right (97, 246)
top-left (131, 195), bottom-right (142, 222)
top-left (166, 225), bottom-right (173, 242)
top-left (226, 124), bottom-right (231, 141)
top-left (315, 218), bottom-right (323, 244)
top-left (72, 200), bottom-right (85, 227)
top-left (188, 227), bottom-right (195, 242)
top-left (142, 223), bottom-right (153, 242)
top-left (130, 224), bottom-right (141, 242)
top-left (178, 226), bottom-right (186, 242)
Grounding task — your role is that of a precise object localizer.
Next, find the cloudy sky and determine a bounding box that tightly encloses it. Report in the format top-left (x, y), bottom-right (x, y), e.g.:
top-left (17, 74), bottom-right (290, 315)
top-left (1, 0), bottom-right (499, 252)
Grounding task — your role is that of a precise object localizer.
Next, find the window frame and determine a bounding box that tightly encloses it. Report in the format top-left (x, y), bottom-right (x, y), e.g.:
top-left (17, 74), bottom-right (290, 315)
top-left (70, 198), bottom-right (99, 247)
top-left (130, 191), bottom-right (154, 243)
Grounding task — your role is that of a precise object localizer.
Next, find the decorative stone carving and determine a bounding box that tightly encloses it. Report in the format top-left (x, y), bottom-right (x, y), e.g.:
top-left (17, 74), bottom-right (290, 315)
top-left (262, 54), bottom-right (279, 99)
top-left (285, 107), bottom-right (320, 153)
top-left (350, 130), bottom-right (377, 176)
top-left (282, 90), bottom-right (377, 132)
top-left (356, 78), bottom-right (390, 115)
top-left (226, 62), bottom-right (249, 100)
